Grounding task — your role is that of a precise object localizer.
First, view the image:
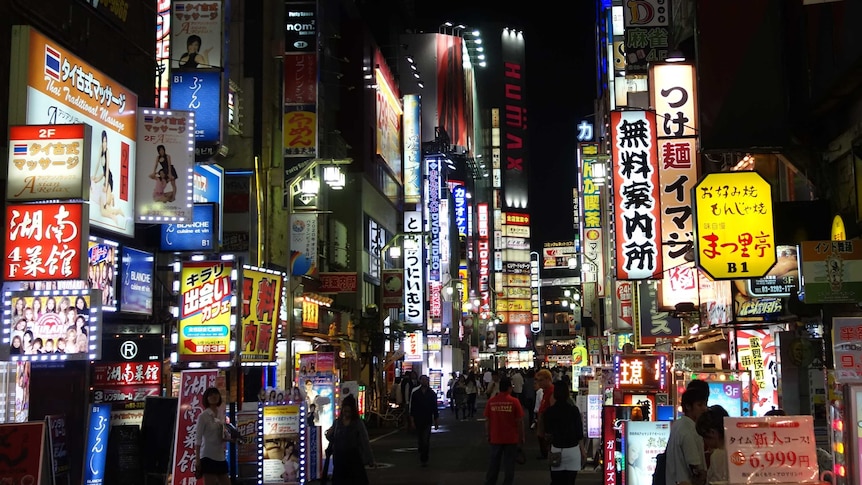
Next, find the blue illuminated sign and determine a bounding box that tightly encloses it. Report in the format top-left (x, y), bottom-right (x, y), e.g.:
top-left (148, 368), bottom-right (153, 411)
top-left (84, 403), bottom-right (111, 485)
top-left (194, 163), bottom-right (224, 244)
top-left (160, 204), bottom-right (217, 251)
top-left (170, 71), bottom-right (221, 145)
top-left (120, 247), bottom-right (154, 315)
top-left (452, 184), bottom-right (468, 237)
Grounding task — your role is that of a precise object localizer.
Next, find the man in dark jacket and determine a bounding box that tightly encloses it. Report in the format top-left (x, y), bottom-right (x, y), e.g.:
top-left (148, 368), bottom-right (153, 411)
top-left (409, 374), bottom-right (439, 467)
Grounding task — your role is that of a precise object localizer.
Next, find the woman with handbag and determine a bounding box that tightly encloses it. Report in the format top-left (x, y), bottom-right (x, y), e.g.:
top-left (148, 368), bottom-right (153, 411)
top-left (325, 394), bottom-right (375, 484)
top-left (542, 381), bottom-right (587, 485)
top-left (193, 387), bottom-right (232, 485)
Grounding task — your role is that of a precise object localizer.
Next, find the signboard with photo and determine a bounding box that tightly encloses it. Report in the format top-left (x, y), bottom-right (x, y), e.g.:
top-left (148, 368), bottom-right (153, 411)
top-left (262, 404), bottom-right (302, 484)
top-left (135, 109), bottom-right (195, 221)
top-left (10, 26), bottom-right (138, 236)
top-left (4, 289), bottom-right (103, 361)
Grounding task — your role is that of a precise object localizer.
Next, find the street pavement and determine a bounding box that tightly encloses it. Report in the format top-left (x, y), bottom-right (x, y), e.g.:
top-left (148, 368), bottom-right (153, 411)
top-left (347, 398), bottom-right (605, 485)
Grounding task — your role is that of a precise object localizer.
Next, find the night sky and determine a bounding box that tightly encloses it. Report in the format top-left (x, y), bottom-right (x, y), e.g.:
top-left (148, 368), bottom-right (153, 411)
top-left (411, 1), bottom-right (598, 247)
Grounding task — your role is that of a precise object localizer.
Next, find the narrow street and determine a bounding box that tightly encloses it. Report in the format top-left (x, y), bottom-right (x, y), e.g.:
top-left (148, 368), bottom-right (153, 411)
top-left (358, 399), bottom-right (605, 485)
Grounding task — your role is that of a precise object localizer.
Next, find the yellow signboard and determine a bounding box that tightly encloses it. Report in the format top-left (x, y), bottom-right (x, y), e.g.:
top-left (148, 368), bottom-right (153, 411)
top-left (179, 261), bottom-right (234, 362)
top-left (832, 215), bottom-right (846, 241)
top-left (240, 266), bottom-right (284, 363)
top-left (693, 171), bottom-right (775, 280)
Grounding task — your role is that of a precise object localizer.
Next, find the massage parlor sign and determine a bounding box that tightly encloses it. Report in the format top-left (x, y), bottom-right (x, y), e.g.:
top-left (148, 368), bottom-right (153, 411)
top-left (7, 124), bottom-right (91, 201)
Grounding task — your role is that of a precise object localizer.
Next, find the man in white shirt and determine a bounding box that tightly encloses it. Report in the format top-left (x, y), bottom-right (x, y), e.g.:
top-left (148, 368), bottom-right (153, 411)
top-left (483, 369), bottom-right (493, 393)
top-left (510, 370), bottom-right (524, 400)
top-left (665, 389), bottom-right (708, 485)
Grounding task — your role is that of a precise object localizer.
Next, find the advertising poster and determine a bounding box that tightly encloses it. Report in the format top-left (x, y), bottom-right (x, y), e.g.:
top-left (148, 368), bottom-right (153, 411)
top-left (170, 71), bottom-right (223, 156)
top-left (179, 261), bottom-right (234, 362)
top-left (587, 394), bottom-right (603, 439)
top-left (403, 94), bottom-right (421, 203)
top-left (240, 266), bottom-right (284, 363)
top-left (46, 414), bottom-right (70, 484)
top-left (283, 106), bottom-right (316, 158)
top-left (160, 203), bottom-right (218, 251)
top-left (374, 50), bottom-right (402, 182)
top-left (15, 362), bottom-right (31, 423)
top-left (84, 403), bottom-right (112, 485)
top-left (625, 421), bottom-right (670, 485)
top-left (5, 290), bottom-right (102, 361)
top-left (5, 202), bottom-right (88, 281)
top-left (156, 0), bottom-right (171, 107)
top-left (88, 237), bottom-right (118, 312)
top-left (9, 26), bottom-right (138, 237)
top-left (298, 352), bottom-right (336, 476)
top-left (832, 317), bottom-right (862, 384)
top-left (262, 404), bottom-right (301, 484)
top-left (194, 163), bottom-right (225, 244)
top-left (698, 270), bottom-right (733, 327)
top-left (724, 416), bottom-right (819, 484)
top-left (381, 270), bottom-right (404, 308)
top-left (236, 411), bottom-right (259, 465)
top-left (171, 0), bottom-right (223, 70)
top-left (0, 421), bottom-right (47, 484)
top-left (801, 240), bottom-right (862, 304)
top-left (707, 381), bottom-right (745, 417)
top-left (284, 2), bottom-right (317, 54)
top-left (732, 328), bottom-right (779, 416)
top-left (135, 110), bottom-right (195, 221)
top-left (7, 123), bottom-right (90, 201)
top-left (283, 53), bottom-right (317, 104)
top-left (120, 247), bottom-right (154, 315)
top-left (290, 214), bottom-right (318, 276)
top-left (171, 370), bottom-right (218, 484)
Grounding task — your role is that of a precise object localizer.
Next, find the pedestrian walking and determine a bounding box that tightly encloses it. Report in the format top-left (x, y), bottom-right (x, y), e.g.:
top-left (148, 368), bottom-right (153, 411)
top-left (534, 368), bottom-right (554, 459)
top-left (510, 369), bottom-right (524, 401)
top-left (483, 376), bottom-right (525, 485)
top-left (325, 394), bottom-right (374, 485)
top-left (665, 389), bottom-right (708, 485)
top-left (409, 374), bottom-right (439, 467)
top-left (543, 381), bottom-right (587, 485)
top-left (466, 373), bottom-right (479, 418)
top-left (452, 375), bottom-right (468, 420)
top-left (522, 369), bottom-right (536, 425)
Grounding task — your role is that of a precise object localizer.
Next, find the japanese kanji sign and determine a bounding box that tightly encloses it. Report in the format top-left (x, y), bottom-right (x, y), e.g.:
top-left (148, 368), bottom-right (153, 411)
top-left (649, 63), bottom-right (698, 138)
top-left (5, 202), bottom-right (88, 281)
top-left (657, 137), bottom-right (698, 307)
top-left (611, 110), bottom-right (662, 280)
top-left (403, 235), bottom-right (424, 325)
top-left (404, 330), bottom-right (423, 362)
top-left (724, 416), bottom-right (819, 484)
top-left (832, 317), bottom-right (862, 384)
top-left (240, 266), bottom-right (284, 363)
top-left (801, 240), bottom-right (862, 303)
top-left (613, 353), bottom-right (666, 391)
top-left (580, 143), bottom-right (607, 296)
top-left (171, 370), bottom-right (218, 483)
top-left (179, 261), bottom-right (233, 362)
top-left (693, 171), bottom-right (776, 280)
top-left (7, 124), bottom-right (90, 201)
top-left (622, 0), bottom-right (670, 73)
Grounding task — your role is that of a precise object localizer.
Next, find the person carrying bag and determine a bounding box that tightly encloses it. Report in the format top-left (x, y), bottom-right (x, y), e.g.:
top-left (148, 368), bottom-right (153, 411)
top-left (542, 381), bottom-right (587, 485)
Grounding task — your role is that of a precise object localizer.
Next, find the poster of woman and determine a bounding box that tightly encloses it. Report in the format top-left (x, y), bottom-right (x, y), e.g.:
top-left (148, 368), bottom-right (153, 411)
top-left (134, 111), bottom-right (195, 221)
top-left (172, 1), bottom-right (222, 70)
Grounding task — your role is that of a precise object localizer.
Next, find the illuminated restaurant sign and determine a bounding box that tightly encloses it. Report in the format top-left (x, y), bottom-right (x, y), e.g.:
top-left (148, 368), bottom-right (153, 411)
top-left (4, 202), bottom-right (88, 281)
top-left (693, 171), bottom-right (776, 280)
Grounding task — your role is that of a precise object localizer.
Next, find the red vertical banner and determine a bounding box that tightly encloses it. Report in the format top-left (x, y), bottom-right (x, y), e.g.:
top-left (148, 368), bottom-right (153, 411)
top-left (611, 110), bottom-right (662, 280)
top-left (171, 369), bottom-right (219, 483)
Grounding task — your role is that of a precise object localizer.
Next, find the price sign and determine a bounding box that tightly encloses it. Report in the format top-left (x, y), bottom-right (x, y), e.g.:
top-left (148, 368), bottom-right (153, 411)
top-left (833, 317), bottom-right (862, 383)
top-left (725, 416), bottom-right (819, 484)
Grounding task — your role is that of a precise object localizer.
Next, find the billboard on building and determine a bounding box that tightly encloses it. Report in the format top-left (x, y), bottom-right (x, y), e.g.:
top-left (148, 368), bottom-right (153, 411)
top-left (240, 266), bottom-right (284, 363)
top-left (6, 124), bottom-right (91, 201)
top-left (375, 49), bottom-right (403, 182)
top-left (403, 94), bottom-right (422, 203)
top-left (9, 26), bottom-right (138, 237)
top-left (500, 29), bottom-right (528, 210)
top-left (4, 202), bottom-right (88, 281)
top-left (171, 1), bottom-right (223, 70)
top-left (136, 109), bottom-right (195, 222)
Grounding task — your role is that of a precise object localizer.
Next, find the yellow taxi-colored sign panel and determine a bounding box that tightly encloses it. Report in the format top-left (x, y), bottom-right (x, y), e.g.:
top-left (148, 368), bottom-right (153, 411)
top-left (693, 171), bottom-right (776, 280)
